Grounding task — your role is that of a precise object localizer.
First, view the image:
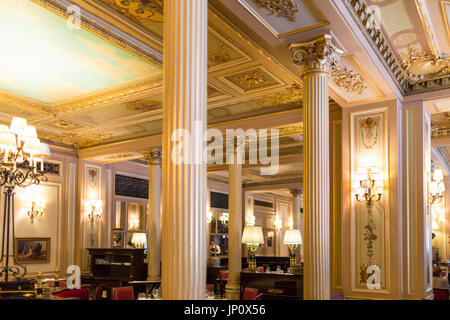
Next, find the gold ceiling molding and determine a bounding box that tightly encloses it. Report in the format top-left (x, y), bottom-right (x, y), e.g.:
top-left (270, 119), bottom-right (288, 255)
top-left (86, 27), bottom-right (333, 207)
top-left (0, 89), bottom-right (51, 115)
top-left (39, 131), bottom-right (112, 148)
top-left (104, 153), bottom-right (134, 160)
top-left (262, 83), bottom-right (303, 106)
top-left (235, 71), bottom-right (269, 88)
top-left (432, 112), bottom-right (450, 137)
top-left (400, 46), bottom-right (450, 83)
top-left (331, 64), bottom-right (367, 94)
top-left (52, 74), bottom-right (163, 113)
top-left (208, 44), bottom-right (232, 66)
top-left (252, 0), bottom-right (299, 22)
top-left (113, 0), bottom-right (163, 22)
top-left (126, 100), bottom-right (161, 111)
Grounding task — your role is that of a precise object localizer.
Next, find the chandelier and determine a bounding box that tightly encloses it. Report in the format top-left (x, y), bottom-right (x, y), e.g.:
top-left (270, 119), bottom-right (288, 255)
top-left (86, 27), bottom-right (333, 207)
top-left (0, 117), bottom-right (50, 283)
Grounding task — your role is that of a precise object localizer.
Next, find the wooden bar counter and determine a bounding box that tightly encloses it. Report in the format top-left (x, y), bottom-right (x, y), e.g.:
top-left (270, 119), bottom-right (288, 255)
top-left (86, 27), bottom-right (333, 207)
top-left (240, 271), bottom-right (303, 300)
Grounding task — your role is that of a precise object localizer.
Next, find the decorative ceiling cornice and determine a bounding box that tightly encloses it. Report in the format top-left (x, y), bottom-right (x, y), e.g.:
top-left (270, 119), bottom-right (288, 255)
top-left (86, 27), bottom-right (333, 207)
top-left (39, 132), bottom-right (112, 148)
top-left (343, 0), bottom-right (450, 96)
top-left (113, 0), bottom-right (164, 22)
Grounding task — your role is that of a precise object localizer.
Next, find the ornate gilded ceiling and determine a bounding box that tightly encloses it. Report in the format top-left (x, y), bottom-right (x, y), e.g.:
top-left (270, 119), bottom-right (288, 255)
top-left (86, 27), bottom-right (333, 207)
top-left (346, 0), bottom-right (450, 94)
top-left (0, 0), bottom-right (302, 150)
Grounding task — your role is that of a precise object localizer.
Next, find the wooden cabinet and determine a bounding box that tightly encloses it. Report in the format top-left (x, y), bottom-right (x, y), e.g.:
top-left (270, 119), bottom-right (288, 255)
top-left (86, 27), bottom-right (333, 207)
top-left (87, 248), bottom-right (145, 281)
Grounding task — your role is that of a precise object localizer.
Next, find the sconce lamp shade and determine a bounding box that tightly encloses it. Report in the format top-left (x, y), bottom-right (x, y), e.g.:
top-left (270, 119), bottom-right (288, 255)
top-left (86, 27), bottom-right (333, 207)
top-left (131, 233), bottom-right (147, 247)
top-left (242, 226), bottom-right (264, 245)
top-left (9, 117), bottom-right (28, 136)
top-left (433, 169), bottom-right (444, 182)
top-left (283, 229), bottom-right (303, 245)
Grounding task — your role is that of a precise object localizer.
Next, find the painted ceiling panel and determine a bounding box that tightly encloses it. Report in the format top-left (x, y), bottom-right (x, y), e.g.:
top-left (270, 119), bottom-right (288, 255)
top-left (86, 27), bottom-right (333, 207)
top-left (0, 0), bottom-right (160, 103)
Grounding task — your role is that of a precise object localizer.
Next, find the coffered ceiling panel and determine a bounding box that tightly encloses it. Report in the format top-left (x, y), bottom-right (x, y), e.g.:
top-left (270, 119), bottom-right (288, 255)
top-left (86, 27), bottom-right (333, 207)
top-left (236, 0), bottom-right (328, 38)
top-left (220, 66), bottom-right (284, 94)
top-left (0, 0), bottom-right (160, 103)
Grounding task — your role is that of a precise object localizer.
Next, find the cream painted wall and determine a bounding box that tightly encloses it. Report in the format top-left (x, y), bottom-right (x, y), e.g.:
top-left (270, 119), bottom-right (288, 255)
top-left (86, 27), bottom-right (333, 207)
top-left (0, 146), bottom-right (78, 279)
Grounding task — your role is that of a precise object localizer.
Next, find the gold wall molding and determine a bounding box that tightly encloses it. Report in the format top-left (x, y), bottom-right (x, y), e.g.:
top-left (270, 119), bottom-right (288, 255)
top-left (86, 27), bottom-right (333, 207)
top-left (252, 0), bottom-right (299, 22)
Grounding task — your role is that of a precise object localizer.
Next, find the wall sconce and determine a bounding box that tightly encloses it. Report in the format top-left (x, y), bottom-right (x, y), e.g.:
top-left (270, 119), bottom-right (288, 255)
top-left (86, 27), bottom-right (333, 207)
top-left (352, 167), bottom-right (384, 209)
top-left (219, 212), bottom-right (229, 225)
top-left (28, 199), bottom-right (44, 224)
top-left (428, 169), bottom-right (445, 205)
top-left (87, 200), bottom-right (102, 223)
top-left (206, 210), bottom-right (213, 224)
top-left (246, 215), bottom-right (255, 227)
top-left (431, 206), bottom-right (446, 230)
top-left (274, 215), bottom-right (282, 231)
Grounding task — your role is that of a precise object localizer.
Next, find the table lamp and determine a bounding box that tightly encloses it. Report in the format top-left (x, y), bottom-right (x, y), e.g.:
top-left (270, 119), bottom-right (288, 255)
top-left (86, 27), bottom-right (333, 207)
top-left (242, 226), bottom-right (264, 272)
top-left (131, 233), bottom-right (147, 249)
top-left (283, 229), bottom-right (302, 269)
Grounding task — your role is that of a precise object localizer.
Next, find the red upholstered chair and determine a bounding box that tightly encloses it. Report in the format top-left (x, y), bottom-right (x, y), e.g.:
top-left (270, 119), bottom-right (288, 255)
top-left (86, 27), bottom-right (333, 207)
top-left (219, 270), bottom-right (229, 280)
top-left (112, 286), bottom-right (135, 300)
top-left (53, 288), bottom-right (89, 300)
top-left (433, 289), bottom-right (449, 300)
top-left (257, 267), bottom-right (265, 273)
top-left (206, 284), bottom-right (214, 293)
top-left (94, 284), bottom-right (106, 300)
top-left (242, 287), bottom-right (260, 300)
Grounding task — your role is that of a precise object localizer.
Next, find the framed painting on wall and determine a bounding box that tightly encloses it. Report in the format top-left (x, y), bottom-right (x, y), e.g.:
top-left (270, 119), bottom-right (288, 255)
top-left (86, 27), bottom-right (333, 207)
top-left (15, 237), bottom-right (50, 264)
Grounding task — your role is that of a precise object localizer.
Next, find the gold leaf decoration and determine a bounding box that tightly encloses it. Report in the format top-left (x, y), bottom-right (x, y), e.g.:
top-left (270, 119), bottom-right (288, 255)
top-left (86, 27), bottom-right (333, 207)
top-left (331, 65), bottom-right (367, 94)
top-left (39, 132), bottom-right (112, 148)
top-left (400, 46), bottom-right (450, 83)
top-left (253, 0), bottom-right (299, 22)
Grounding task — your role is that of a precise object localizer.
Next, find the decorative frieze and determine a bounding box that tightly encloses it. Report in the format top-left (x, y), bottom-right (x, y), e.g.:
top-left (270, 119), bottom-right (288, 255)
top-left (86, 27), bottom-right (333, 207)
top-left (142, 149), bottom-right (162, 166)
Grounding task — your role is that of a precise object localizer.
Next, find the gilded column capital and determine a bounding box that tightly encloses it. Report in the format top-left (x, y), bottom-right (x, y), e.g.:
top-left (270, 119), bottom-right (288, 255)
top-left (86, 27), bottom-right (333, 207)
top-left (290, 188), bottom-right (303, 197)
top-left (289, 34), bottom-right (343, 75)
top-left (142, 149), bottom-right (162, 166)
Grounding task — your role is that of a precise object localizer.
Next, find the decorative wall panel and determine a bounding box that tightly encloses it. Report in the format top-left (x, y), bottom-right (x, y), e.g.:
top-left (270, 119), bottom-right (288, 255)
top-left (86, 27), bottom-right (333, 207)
top-left (350, 108), bottom-right (389, 293)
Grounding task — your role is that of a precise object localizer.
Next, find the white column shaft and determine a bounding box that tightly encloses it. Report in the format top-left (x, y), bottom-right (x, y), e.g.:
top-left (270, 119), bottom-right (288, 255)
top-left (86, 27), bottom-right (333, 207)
top-left (162, 0), bottom-right (207, 300)
top-left (303, 71), bottom-right (330, 300)
top-left (225, 159), bottom-right (243, 300)
top-left (148, 164), bottom-right (162, 281)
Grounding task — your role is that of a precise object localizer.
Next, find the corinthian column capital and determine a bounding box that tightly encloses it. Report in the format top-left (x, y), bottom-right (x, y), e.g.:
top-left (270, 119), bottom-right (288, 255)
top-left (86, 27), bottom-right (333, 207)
top-left (143, 149), bottom-right (162, 166)
top-left (290, 188), bottom-right (303, 197)
top-left (289, 34), bottom-right (343, 75)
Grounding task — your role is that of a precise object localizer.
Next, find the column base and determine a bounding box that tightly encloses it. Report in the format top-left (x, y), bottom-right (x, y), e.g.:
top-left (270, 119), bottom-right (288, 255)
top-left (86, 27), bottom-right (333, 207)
top-left (225, 280), bottom-right (241, 300)
top-left (147, 275), bottom-right (161, 282)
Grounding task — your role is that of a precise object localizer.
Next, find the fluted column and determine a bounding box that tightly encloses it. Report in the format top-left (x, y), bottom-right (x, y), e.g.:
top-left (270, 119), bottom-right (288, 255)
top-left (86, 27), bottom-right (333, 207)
top-left (290, 188), bottom-right (302, 264)
top-left (162, 0), bottom-right (207, 300)
top-left (225, 148), bottom-right (243, 300)
top-left (290, 35), bottom-right (342, 300)
top-left (143, 149), bottom-right (162, 281)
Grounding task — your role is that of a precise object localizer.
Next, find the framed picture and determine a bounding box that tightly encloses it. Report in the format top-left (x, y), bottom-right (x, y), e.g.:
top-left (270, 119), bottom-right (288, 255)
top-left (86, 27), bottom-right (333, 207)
top-left (15, 237), bottom-right (50, 264)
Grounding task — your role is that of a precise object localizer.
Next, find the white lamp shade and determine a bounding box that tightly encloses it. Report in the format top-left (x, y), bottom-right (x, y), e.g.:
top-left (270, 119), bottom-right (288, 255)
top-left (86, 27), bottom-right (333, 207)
top-left (242, 226), bottom-right (264, 245)
top-left (0, 125), bottom-right (10, 133)
top-left (24, 126), bottom-right (38, 139)
top-left (131, 233), bottom-right (147, 246)
top-left (283, 229), bottom-right (303, 245)
top-left (23, 137), bottom-right (41, 156)
top-left (0, 132), bottom-right (17, 150)
top-left (9, 117), bottom-right (28, 136)
top-left (433, 169), bottom-right (444, 182)
top-left (38, 143), bottom-right (51, 157)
